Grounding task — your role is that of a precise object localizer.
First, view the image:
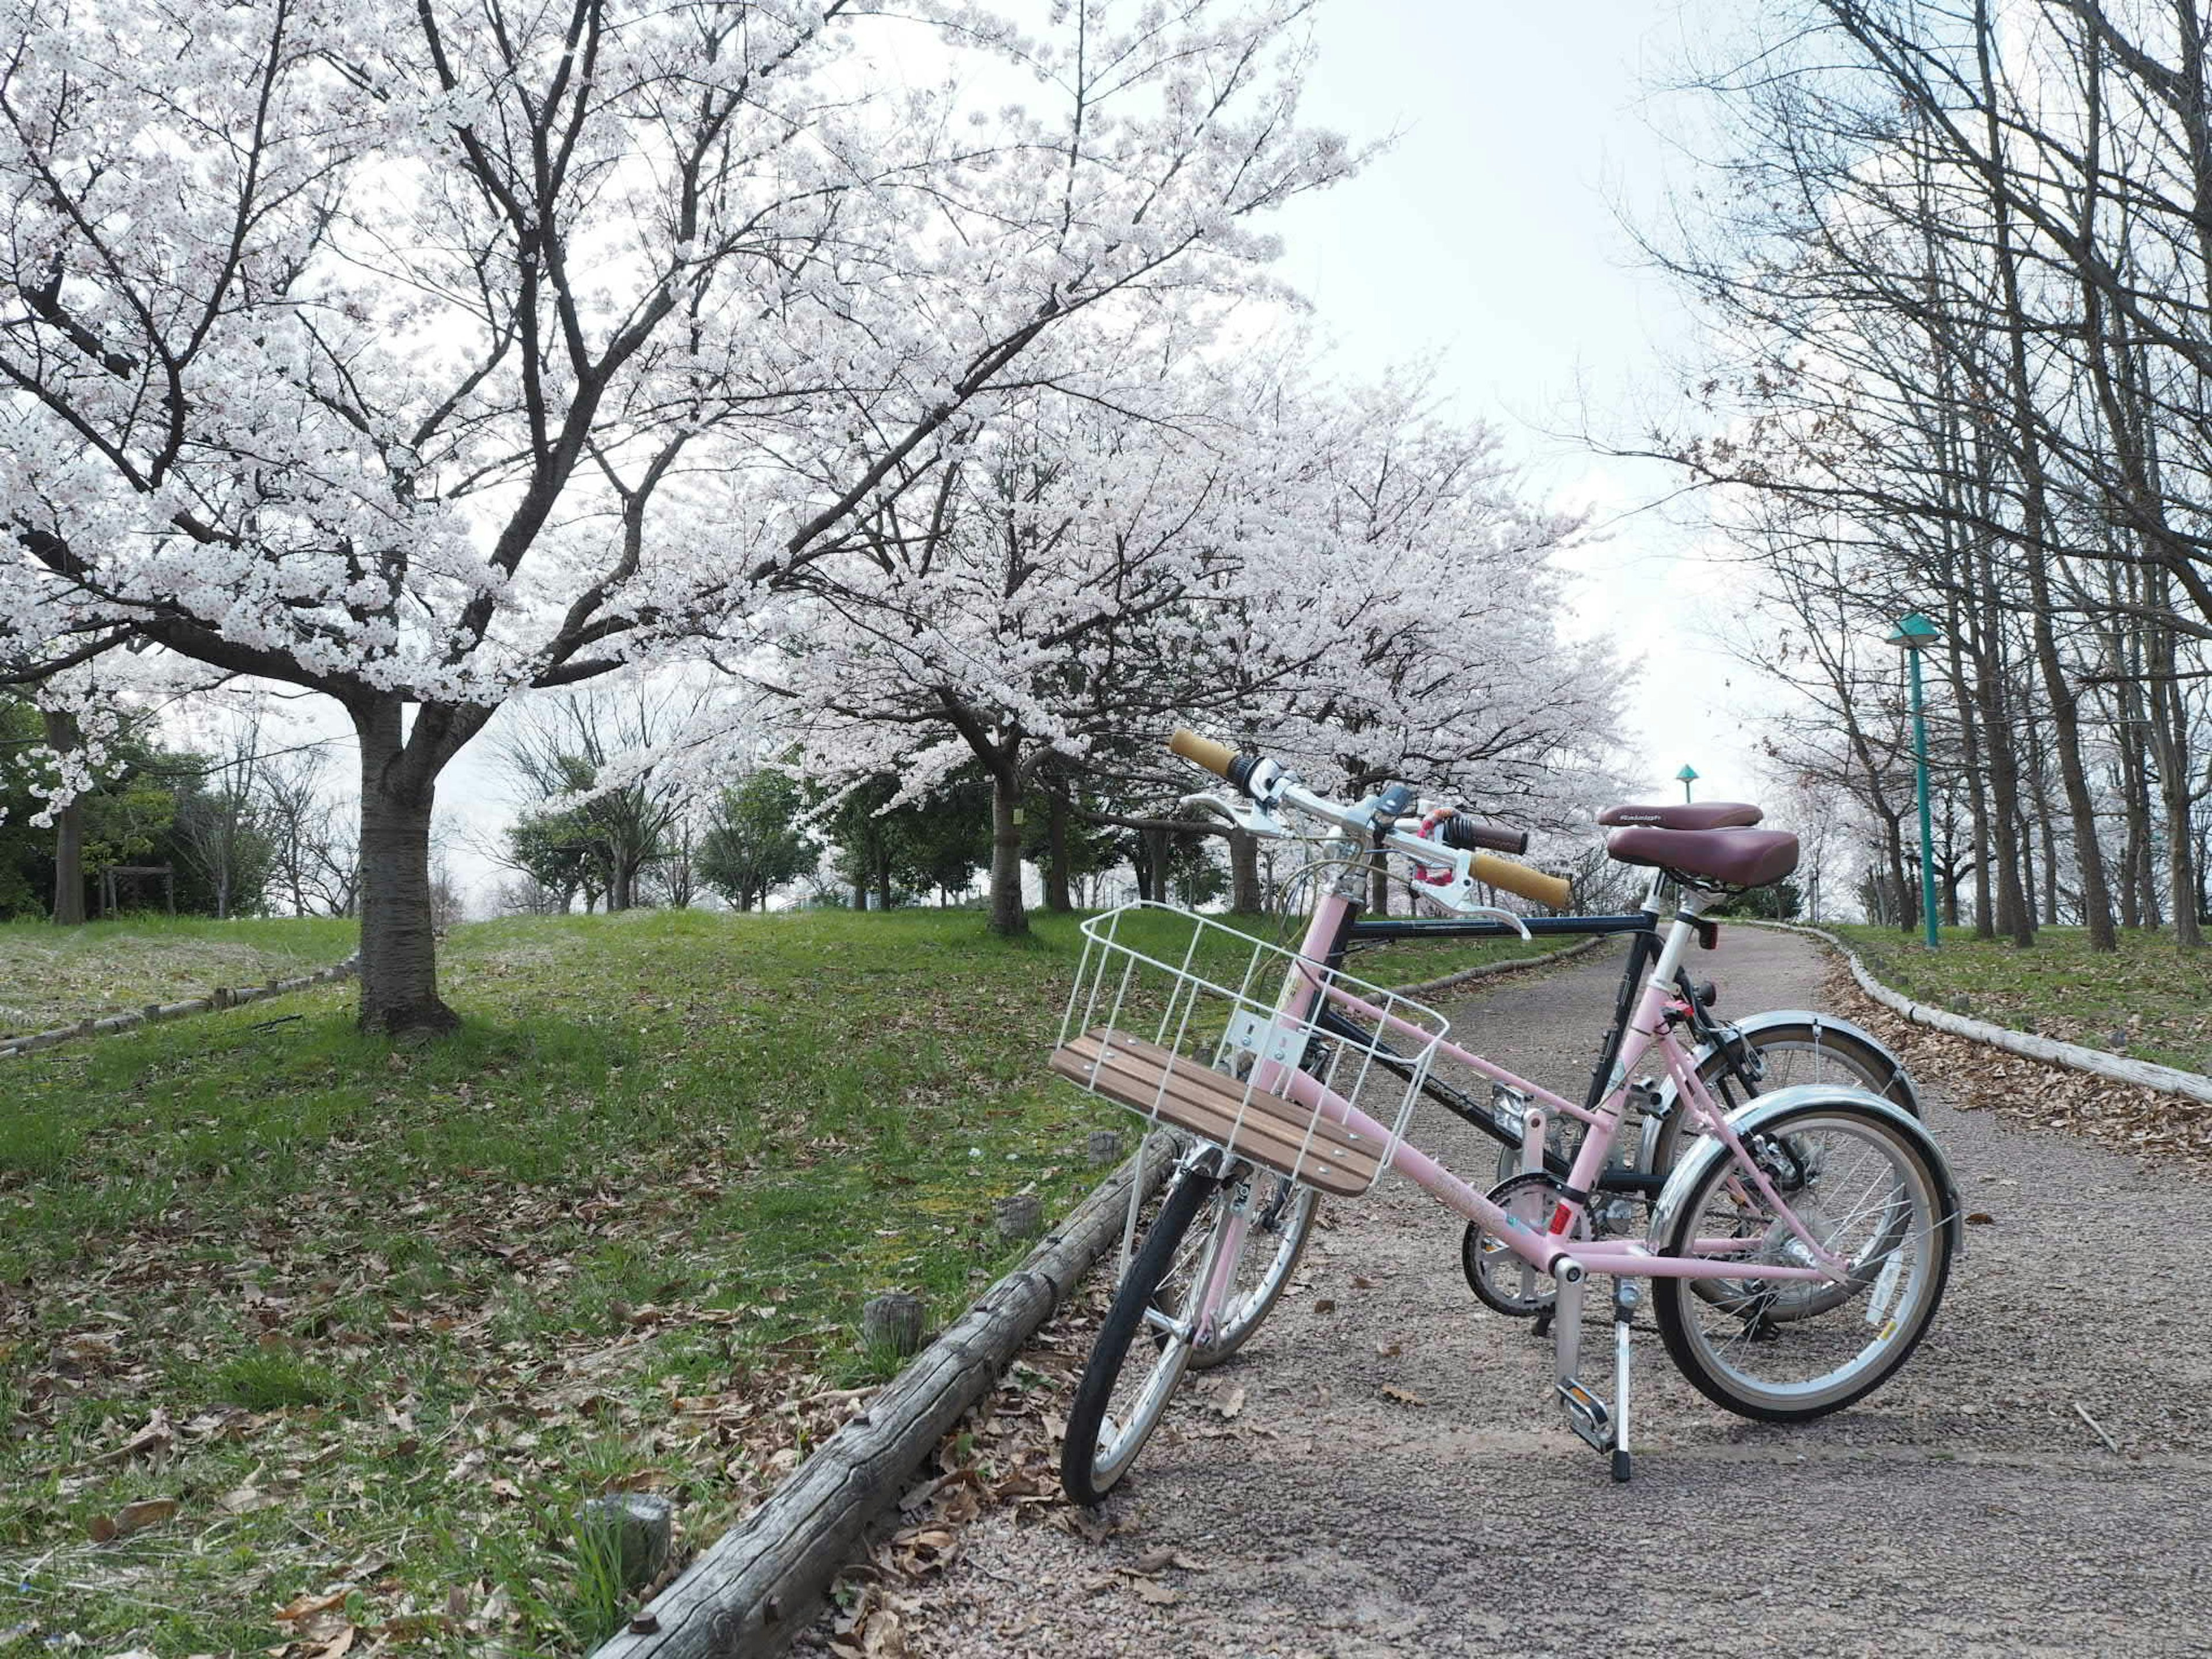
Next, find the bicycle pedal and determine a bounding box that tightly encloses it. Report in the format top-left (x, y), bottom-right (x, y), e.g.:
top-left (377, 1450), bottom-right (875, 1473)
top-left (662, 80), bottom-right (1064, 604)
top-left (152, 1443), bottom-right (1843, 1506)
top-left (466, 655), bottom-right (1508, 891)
top-left (1556, 1378), bottom-right (1614, 1453)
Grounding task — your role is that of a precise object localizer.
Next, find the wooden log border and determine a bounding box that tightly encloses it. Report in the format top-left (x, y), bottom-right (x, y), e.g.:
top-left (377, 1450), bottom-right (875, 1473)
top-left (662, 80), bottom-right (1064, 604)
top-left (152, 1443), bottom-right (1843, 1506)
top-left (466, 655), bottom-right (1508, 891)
top-left (1747, 921), bottom-right (2212, 1107)
top-left (0, 955), bottom-right (360, 1060)
top-left (593, 1137), bottom-right (1179, 1659)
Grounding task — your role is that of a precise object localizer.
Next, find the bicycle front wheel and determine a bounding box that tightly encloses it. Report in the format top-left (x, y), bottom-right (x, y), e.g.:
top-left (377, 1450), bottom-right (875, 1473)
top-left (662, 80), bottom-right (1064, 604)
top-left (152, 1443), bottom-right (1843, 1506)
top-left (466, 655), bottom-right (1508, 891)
top-left (1652, 1100), bottom-right (1953, 1422)
top-left (1187, 1169), bottom-right (1318, 1369)
top-left (1061, 1167), bottom-right (1216, 1506)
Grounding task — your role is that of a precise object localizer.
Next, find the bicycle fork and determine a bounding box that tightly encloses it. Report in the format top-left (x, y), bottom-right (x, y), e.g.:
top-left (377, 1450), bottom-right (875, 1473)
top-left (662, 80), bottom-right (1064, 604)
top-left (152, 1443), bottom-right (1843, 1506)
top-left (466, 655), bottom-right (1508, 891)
top-left (1550, 1257), bottom-right (1639, 1483)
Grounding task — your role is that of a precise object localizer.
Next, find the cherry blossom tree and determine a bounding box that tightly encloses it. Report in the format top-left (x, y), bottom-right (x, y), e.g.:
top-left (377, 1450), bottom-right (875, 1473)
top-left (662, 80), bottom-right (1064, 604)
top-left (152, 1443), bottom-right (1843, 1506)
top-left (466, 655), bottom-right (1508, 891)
top-left (1242, 376), bottom-right (1624, 821)
top-left (759, 351), bottom-right (1620, 933)
top-left (0, 0), bottom-right (1349, 1029)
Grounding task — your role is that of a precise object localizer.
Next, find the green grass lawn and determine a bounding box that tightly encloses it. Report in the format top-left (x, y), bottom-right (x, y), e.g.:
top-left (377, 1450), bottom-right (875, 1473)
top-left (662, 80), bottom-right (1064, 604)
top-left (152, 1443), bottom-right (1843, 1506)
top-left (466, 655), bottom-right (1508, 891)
top-left (1833, 923), bottom-right (2212, 1074)
top-left (0, 914), bottom-right (359, 1038)
top-left (0, 906), bottom-right (1569, 1656)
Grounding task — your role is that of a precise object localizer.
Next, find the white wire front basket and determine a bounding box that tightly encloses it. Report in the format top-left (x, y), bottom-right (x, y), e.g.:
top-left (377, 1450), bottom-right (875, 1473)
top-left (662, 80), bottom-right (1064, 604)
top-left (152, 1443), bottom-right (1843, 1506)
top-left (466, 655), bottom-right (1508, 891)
top-left (1050, 903), bottom-right (1452, 1199)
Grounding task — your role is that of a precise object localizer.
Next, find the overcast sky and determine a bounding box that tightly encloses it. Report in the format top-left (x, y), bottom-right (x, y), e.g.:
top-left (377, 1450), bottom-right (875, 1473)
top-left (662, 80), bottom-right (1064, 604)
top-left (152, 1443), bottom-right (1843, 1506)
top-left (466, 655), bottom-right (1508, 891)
top-left (1266, 0), bottom-right (1777, 812)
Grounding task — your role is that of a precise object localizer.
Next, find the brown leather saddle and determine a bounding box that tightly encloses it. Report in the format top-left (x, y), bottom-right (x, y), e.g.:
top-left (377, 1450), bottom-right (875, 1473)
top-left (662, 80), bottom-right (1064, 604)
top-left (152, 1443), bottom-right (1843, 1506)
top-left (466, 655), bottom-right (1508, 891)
top-left (1599, 801), bottom-right (1798, 890)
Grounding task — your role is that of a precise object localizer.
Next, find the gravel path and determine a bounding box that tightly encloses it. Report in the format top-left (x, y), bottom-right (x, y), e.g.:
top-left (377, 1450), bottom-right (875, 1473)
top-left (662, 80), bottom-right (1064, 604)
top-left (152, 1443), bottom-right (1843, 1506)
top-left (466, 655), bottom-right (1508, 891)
top-left (837, 928), bottom-right (2212, 1657)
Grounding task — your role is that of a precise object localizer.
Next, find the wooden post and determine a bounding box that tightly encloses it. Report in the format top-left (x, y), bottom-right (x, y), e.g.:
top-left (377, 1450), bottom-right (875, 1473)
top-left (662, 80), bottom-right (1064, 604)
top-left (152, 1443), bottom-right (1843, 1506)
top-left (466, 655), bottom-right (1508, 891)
top-left (992, 1194), bottom-right (1043, 1241)
top-left (858, 1294), bottom-right (925, 1357)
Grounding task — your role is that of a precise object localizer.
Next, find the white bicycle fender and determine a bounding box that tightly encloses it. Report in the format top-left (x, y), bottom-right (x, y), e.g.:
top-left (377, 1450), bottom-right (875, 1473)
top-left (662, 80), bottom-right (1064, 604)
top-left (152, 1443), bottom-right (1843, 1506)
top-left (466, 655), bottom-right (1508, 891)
top-left (1643, 1084), bottom-right (1961, 1258)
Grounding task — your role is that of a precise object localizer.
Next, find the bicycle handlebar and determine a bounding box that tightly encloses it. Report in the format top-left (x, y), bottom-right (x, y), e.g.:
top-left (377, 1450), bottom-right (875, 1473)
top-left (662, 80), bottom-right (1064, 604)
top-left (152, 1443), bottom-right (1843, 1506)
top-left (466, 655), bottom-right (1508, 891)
top-left (1469, 851), bottom-right (1573, 911)
top-left (1168, 728), bottom-right (1237, 778)
top-left (1433, 813), bottom-right (1529, 857)
top-left (1166, 729), bottom-right (1569, 911)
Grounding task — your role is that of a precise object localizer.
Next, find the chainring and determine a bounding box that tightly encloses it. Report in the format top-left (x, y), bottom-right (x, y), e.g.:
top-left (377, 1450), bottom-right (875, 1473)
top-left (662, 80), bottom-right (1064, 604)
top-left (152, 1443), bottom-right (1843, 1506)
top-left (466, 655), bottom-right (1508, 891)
top-left (1460, 1169), bottom-right (1585, 1319)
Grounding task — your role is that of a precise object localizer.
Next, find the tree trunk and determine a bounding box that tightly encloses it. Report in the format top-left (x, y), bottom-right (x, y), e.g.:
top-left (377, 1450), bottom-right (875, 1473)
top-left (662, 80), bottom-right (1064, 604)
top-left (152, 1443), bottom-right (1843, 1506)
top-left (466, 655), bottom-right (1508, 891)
top-left (1229, 830), bottom-right (1262, 914)
top-left (1946, 631), bottom-right (1995, 940)
top-left (987, 771), bottom-right (1027, 936)
top-left (1976, 3), bottom-right (2116, 948)
top-left (874, 841), bottom-right (892, 913)
top-left (1141, 825), bottom-right (1169, 904)
top-left (1043, 790), bottom-right (1074, 914)
top-left (852, 873), bottom-right (868, 910)
top-left (42, 709), bottom-right (86, 926)
top-left (354, 699), bottom-right (460, 1036)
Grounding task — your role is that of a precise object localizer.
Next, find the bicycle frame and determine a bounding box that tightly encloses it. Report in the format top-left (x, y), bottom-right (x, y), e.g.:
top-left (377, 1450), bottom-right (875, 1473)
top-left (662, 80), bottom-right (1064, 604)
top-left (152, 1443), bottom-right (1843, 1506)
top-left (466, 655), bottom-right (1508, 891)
top-left (1213, 887), bottom-right (1851, 1309)
top-left (1334, 869), bottom-right (1746, 1188)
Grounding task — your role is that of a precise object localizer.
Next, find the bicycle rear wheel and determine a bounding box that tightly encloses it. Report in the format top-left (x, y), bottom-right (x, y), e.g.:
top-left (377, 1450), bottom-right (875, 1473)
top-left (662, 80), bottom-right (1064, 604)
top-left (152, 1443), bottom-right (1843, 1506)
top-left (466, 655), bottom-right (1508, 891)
top-left (1650, 1018), bottom-right (1915, 1172)
top-left (1652, 1100), bottom-right (1952, 1422)
top-left (1061, 1167), bottom-right (1217, 1506)
top-left (1654, 1019), bottom-right (1919, 1320)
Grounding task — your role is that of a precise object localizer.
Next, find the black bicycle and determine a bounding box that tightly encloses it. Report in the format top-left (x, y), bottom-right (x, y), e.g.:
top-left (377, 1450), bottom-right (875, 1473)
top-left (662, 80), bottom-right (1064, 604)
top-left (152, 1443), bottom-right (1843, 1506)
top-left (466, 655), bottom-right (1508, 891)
top-left (1140, 797), bottom-right (1919, 1337)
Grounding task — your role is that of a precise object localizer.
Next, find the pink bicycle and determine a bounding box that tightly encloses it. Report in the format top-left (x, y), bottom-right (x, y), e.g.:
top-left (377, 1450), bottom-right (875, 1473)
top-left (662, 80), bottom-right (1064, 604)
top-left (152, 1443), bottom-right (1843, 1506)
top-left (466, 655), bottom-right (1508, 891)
top-left (1051, 731), bottom-right (1958, 1501)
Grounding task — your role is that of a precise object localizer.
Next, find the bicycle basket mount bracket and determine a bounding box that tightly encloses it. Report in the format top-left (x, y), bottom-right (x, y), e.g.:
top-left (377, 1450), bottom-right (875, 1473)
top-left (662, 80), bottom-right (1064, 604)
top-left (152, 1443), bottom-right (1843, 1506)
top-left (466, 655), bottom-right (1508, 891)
top-left (1049, 903), bottom-right (1450, 1199)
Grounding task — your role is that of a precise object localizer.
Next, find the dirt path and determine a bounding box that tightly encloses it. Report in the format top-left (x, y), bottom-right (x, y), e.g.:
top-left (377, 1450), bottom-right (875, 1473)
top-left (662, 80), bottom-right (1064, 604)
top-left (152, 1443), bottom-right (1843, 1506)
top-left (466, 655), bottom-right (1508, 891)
top-left (827, 928), bottom-right (2212, 1657)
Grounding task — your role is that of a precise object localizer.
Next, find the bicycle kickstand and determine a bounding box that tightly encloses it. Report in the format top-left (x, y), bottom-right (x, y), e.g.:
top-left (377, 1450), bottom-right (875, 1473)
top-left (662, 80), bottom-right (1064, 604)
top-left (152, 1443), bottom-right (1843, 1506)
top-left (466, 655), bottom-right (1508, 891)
top-left (1552, 1260), bottom-right (1637, 1483)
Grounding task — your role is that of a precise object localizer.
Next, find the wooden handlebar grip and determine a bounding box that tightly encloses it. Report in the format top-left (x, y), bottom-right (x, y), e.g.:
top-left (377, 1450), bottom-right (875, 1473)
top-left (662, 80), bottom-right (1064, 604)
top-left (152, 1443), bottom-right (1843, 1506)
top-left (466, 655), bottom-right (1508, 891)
top-left (1168, 728), bottom-right (1237, 778)
top-left (1470, 852), bottom-right (1571, 911)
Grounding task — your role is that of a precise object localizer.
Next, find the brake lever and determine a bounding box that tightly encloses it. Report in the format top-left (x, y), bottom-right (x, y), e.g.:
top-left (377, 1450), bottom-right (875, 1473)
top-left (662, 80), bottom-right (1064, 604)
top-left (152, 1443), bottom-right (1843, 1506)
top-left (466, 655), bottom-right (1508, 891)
top-left (1450, 903), bottom-right (1533, 941)
top-left (1179, 790), bottom-right (1296, 839)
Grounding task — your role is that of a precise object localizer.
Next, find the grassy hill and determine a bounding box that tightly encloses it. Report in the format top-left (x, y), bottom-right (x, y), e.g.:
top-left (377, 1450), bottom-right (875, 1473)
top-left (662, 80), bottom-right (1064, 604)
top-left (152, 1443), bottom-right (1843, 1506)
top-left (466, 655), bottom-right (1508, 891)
top-left (0, 907), bottom-right (1569, 1655)
top-left (1834, 923), bottom-right (2212, 1075)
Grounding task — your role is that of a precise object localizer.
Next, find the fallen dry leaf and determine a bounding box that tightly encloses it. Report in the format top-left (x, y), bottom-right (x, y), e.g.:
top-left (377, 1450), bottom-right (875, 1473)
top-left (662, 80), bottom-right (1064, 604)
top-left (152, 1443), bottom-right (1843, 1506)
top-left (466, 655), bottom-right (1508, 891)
top-left (1380, 1385), bottom-right (1427, 1407)
top-left (1351, 1275), bottom-right (1377, 1290)
top-left (1130, 1577), bottom-right (1180, 1605)
top-left (90, 1498), bottom-right (179, 1541)
top-left (1376, 1339), bottom-right (1402, 1358)
top-left (1312, 1297), bottom-right (1336, 1314)
top-left (1965, 1211), bottom-right (1996, 1225)
top-left (91, 1410), bottom-right (174, 1467)
top-left (1218, 1385), bottom-right (1245, 1421)
top-left (274, 1589), bottom-right (352, 1624)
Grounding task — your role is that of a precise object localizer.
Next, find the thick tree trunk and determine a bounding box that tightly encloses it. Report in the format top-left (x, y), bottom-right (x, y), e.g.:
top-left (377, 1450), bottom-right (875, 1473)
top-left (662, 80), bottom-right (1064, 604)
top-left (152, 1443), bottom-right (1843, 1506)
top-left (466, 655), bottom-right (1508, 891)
top-left (354, 700), bottom-right (460, 1036)
top-left (1971, 550), bottom-right (2035, 945)
top-left (2152, 620), bottom-right (2203, 949)
top-left (42, 709), bottom-right (86, 926)
top-left (874, 842), bottom-right (892, 913)
top-left (1229, 830), bottom-right (1262, 914)
top-left (1140, 825), bottom-right (1169, 904)
top-left (853, 873), bottom-right (868, 910)
top-left (987, 771), bottom-right (1027, 936)
top-left (1043, 790), bottom-right (1074, 914)
top-left (1883, 812), bottom-right (1913, 936)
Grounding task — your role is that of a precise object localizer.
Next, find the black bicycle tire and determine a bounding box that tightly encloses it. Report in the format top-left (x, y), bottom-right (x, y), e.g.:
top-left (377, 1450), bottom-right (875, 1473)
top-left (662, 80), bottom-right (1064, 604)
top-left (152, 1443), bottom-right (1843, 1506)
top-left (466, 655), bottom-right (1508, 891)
top-left (1060, 1168), bottom-right (1216, 1506)
top-left (1650, 1100), bottom-right (1953, 1423)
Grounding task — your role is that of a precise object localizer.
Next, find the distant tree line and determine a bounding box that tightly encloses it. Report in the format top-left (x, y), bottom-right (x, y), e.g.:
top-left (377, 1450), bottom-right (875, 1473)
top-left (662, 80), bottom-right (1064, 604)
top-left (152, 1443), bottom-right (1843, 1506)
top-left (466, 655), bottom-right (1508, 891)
top-left (0, 694), bottom-right (359, 922)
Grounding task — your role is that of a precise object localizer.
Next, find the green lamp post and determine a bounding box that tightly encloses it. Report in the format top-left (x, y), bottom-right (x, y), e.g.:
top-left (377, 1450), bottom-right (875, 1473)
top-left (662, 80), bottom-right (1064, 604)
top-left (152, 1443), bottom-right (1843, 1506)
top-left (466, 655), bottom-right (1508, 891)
top-left (1887, 611), bottom-right (1942, 948)
top-left (1676, 764), bottom-right (1698, 804)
